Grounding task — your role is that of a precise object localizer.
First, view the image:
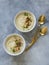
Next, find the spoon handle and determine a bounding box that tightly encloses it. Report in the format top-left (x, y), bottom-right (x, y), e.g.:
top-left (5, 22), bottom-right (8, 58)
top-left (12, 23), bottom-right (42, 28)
top-left (25, 26), bottom-right (40, 52)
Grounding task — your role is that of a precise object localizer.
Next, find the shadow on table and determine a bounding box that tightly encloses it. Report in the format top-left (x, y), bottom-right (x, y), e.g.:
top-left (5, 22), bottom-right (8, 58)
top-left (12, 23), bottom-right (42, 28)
top-left (21, 23), bottom-right (38, 44)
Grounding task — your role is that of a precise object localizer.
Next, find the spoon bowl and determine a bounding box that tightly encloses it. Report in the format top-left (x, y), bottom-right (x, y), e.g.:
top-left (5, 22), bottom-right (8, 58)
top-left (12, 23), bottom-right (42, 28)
top-left (40, 26), bottom-right (48, 36)
top-left (38, 15), bottom-right (46, 25)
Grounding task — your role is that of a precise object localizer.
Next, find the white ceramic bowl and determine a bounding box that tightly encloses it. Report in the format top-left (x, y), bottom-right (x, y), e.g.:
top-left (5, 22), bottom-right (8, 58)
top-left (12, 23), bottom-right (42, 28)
top-left (3, 34), bottom-right (26, 56)
top-left (14, 10), bottom-right (36, 32)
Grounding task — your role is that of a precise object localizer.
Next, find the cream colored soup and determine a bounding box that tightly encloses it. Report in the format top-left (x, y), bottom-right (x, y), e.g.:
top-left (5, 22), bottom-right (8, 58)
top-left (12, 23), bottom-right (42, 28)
top-left (5, 35), bottom-right (24, 54)
top-left (15, 12), bottom-right (34, 31)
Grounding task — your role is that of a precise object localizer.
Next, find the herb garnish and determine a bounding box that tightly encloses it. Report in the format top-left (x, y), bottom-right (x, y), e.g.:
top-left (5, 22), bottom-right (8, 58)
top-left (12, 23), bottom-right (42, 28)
top-left (24, 12), bottom-right (28, 16)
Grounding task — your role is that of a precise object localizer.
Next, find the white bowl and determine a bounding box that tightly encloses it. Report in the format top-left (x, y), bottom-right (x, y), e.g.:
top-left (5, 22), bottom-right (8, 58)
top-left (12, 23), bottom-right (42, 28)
top-left (14, 10), bottom-right (36, 32)
top-left (3, 34), bottom-right (26, 56)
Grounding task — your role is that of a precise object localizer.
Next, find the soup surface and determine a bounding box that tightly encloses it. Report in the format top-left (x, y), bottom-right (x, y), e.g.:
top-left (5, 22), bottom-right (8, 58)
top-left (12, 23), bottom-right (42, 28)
top-left (15, 12), bottom-right (34, 31)
top-left (5, 35), bottom-right (24, 54)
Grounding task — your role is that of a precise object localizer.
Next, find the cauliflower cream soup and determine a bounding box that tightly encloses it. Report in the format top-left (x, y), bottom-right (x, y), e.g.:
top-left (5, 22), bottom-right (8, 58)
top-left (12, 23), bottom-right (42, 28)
top-left (5, 34), bottom-right (25, 55)
top-left (14, 11), bottom-right (36, 32)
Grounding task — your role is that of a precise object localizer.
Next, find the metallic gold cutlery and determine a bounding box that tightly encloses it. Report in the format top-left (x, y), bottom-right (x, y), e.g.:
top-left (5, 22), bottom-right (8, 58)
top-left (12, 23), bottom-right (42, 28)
top-left (40, 26), bottom-right (48, 36)
top-left (38, 15), bottom-right (46, 25)
top-left (25, 26), bottom-right (48, 51)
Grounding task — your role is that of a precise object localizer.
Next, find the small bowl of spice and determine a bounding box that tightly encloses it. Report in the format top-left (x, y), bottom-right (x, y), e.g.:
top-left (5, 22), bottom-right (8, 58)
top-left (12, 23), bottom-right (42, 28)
top-left (3, 34), bottom-right (26, 56)
top-left (14, 10), bottom-right (36, 32)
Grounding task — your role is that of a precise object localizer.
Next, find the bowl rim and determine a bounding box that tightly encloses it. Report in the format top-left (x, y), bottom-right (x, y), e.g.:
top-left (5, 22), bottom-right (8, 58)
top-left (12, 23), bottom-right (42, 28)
top-left (14, 10), bottom-right (36, 32)
top-left (3, 33), bottom-right (26, 56)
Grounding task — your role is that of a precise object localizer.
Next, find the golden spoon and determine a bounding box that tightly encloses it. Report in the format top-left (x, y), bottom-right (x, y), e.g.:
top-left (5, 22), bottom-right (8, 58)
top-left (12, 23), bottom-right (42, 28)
top-left (25, 26), bottom-right (48, 51)
top-left (38, 15), bottom-right (46, 25)
top-left (40, 26), bottom-right (48, 36)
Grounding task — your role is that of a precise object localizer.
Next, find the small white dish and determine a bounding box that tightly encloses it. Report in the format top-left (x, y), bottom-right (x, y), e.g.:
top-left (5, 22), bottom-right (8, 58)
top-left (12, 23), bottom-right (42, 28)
top-left (14, 10), bottom-right (36, 32)
top-left (3, 34), bottom-right (26, 56)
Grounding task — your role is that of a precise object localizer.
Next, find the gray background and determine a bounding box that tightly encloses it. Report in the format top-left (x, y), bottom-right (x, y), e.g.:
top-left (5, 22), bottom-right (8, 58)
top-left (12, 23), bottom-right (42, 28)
top-left (0, 0), bottom-right (49, 65)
